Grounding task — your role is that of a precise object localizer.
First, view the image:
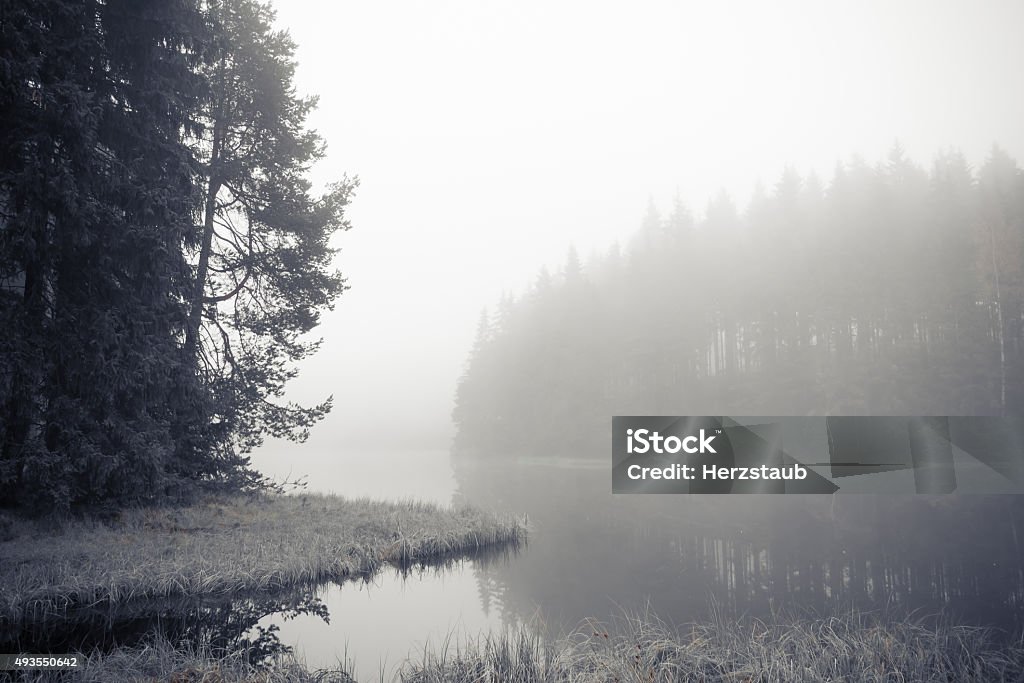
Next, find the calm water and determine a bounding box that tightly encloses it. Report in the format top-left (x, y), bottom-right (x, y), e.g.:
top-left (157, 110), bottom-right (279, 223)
top-left (249, 448), bottom-right (458, 505)
top-left (251, 562), bottom-right (507, 680)
top-left (11, 449), bottom-right (1024, 681)
top-left (253, 448), bottom-right (1024, 677)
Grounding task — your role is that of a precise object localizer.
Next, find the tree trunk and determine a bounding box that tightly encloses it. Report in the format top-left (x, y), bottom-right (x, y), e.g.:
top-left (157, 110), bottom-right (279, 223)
top-left (988, 221), bottom-right (1007, 415)
top-left (184, 65), bottom-right (226, 362)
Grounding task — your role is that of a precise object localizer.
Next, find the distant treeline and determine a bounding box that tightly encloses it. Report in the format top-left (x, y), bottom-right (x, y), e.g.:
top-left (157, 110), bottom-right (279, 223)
top-left (0, 0), bottom-right (354, 509)
top-left (454, 146), bottom-right (1024, 455)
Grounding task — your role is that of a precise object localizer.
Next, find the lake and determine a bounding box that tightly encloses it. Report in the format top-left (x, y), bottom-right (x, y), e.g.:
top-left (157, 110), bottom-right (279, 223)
top-left (251, 448), bottom-right (1024, 678)
top-left (10, 448), bottom-right (1024, 681)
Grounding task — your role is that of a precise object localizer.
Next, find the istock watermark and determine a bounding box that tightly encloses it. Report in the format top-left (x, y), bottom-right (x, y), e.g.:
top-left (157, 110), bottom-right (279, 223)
top-left (626, 428), bottom-right (718, 454)
top-left (611, 416), bottom-right (1024, 494)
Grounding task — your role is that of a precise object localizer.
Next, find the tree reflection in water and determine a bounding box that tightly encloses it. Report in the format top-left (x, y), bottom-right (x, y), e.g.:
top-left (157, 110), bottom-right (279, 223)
top-left (6, 586), bottom-right (329, 669)
top-left (6, 538), bottom-right (523, 669)
top-left (453, 457), bottom-right (1024, 637)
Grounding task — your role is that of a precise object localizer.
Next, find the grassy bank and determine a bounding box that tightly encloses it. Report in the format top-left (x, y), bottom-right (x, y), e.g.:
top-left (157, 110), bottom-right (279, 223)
top-left (21, 633), bottom-right (359, 682)
top-left (17, 610), bottom-right (1024, 682)
top-left (0, 493), bottom-right (524, 634)
top-left (400, 611), bottom-right (1024, 683)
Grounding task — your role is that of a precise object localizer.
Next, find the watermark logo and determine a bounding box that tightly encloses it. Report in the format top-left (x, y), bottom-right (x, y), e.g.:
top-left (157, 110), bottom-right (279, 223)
top-left (626, 428), bottom-right (718, 454)
top-left (612, 416), bottom-right (1024, 495)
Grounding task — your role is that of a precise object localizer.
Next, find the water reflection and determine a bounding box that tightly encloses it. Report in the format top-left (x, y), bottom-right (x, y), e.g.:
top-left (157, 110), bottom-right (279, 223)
top-left (454, 456), bottom-right (1024, 635)
top-left (4, 541), bottom-right (519, 681)
top-left (9, 449), bottom-right (1023, 679)
top-left (263, 559), bottom-right (509, 680)
top-left (4, 589), bottom-right (330, 670)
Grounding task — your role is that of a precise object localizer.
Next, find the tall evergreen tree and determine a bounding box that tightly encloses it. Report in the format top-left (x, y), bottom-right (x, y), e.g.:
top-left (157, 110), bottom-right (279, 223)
top-left (454, 149), bottom-right (1024, 455)
top-left (977, 146), bottom-right (1024, 414)
top-left (185, 0), bottom-right (356, 464)
top-left (0, 0), bottom-right (209, 508)
top-left (0, 0), bottom-right (352, 509)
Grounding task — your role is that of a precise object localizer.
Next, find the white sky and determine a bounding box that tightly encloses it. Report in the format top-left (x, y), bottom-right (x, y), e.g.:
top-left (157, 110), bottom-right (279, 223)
top-left (254, 0), bottom-right (1024, 467)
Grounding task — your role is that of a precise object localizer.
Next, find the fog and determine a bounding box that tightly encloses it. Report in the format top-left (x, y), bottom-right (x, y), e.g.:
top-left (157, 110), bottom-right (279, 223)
top-left (7, 2), bottom-right (1024, 673)
top-left (254, 0), bottom-right (1024, 471)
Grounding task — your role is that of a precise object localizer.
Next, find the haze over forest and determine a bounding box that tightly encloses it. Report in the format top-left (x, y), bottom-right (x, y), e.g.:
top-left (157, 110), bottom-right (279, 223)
top-left (4, 1), bottom-right (1024, 675)
top-left (252, 0), bottom-right (1024, 476)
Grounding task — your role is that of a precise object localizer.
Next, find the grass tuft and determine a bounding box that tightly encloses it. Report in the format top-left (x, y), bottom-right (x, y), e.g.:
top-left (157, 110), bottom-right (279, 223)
top-left (22, 632), bottom-right (358, 683)
top-left (0, 493), bottom-right (525, 636)
top-left (399, 608), bottom-right (1024, 682)
top-left (9, 609), bottom-right (1023, 682)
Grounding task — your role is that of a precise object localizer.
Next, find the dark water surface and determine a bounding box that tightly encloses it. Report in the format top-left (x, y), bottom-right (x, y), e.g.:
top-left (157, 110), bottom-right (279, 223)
top-left (454, 456), bottom-right (1024, 630)
top-left (10, 449), bottom-right (1024, 681)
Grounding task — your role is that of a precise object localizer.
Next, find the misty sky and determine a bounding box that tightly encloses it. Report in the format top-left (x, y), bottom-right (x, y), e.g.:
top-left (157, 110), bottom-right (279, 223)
top-left (254, 0), bottom-right (1024, 474)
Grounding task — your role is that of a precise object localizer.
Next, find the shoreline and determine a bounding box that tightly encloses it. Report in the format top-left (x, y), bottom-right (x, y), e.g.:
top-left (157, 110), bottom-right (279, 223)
top-left (13, 609), bottom-right (1024, 682)
top-left (5, 496), bottom-right (1023, 681)
top-left (0, 493), bottom-right (525, 637)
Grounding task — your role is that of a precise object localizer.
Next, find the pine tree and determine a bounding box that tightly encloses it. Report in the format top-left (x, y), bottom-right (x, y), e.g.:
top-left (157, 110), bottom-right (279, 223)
top-left (184, 0), bottom-right (356, 464)
top-left (977, 146), bottom-right (1024, 414)
top-left (453, 148), bottom-right (1024, 453)
top-left (0, 0), bottom-right (210, 508)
